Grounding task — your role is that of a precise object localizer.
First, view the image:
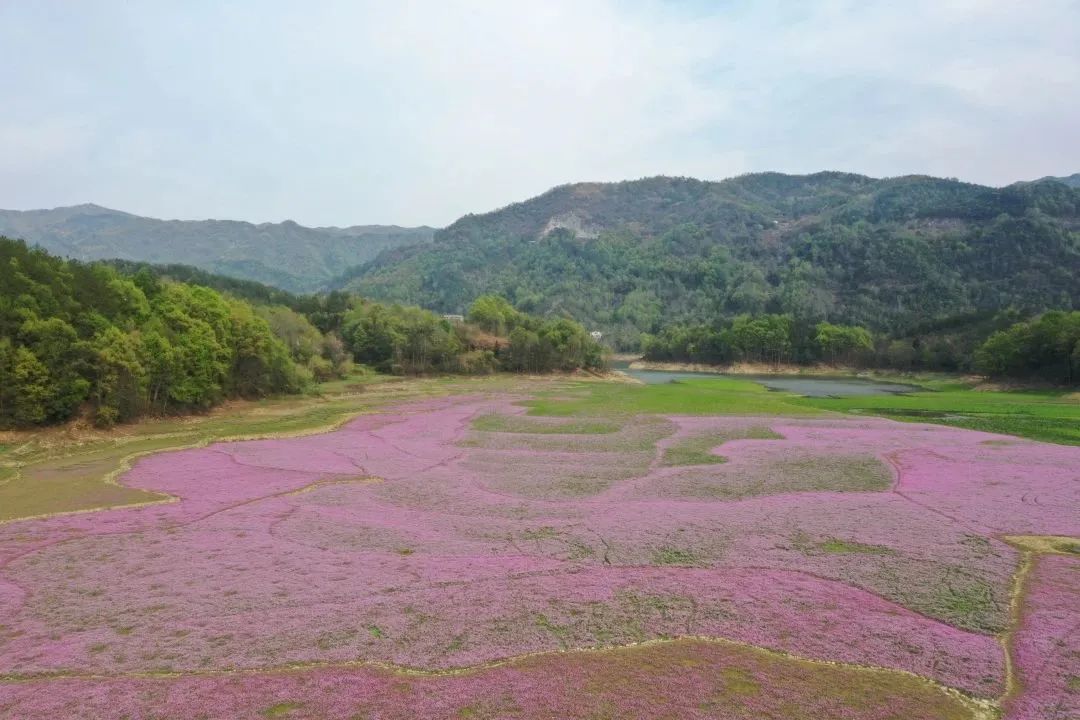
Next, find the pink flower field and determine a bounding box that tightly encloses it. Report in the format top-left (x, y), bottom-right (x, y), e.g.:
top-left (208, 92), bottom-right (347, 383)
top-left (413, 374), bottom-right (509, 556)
top-left (1005, 553), bottom-right (1080, 720)
top-left (0, 393), bottom-right (1077, 719)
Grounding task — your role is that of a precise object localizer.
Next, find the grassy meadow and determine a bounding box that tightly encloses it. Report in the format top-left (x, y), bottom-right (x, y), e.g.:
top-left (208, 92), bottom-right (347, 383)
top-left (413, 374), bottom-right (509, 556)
top-left (796, 382), bottom-right (1080, 445)
top-left (527, 373), bottom-right (1079, 445)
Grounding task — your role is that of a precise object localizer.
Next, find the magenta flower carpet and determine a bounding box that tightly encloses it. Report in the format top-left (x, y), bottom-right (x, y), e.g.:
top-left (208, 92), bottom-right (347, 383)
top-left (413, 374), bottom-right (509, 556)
top-left (0, 395), bottom-right (1076, 719)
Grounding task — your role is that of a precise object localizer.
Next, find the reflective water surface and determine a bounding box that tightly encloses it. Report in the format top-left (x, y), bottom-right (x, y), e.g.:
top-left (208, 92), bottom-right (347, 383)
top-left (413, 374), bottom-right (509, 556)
top-left (617, 364), bottom-right (916, 397)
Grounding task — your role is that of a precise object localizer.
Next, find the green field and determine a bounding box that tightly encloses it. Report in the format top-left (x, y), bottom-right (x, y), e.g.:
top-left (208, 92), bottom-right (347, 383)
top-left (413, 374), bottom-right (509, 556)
top-left (526, 377), bottom-right (823, 417)
top-left (525, 374), bottom-right (1079, 445)
top-left (661, 426), bottom-right (782, 466)
top-left (795, 384), bottom-right (1080, 445)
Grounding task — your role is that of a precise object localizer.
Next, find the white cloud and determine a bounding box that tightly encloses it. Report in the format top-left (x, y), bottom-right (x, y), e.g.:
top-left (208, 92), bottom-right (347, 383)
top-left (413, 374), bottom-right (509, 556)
top-left (0, 0), bottom-right (1077, 225)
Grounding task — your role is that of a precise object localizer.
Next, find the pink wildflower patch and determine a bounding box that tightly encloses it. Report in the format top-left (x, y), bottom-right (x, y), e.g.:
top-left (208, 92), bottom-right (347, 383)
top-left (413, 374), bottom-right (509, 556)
top-left (0, 639), bottom-right (981, 720)
top-left (1005, 553), bottom-right (1080, 720)
top-left (0, 395), bottom-right (1077, 717)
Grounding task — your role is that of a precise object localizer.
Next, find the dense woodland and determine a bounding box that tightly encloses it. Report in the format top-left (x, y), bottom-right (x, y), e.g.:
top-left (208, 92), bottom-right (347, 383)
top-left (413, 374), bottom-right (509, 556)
top-left (644, 311), bottom-right (1080, 385)
top-left (343, 173), bottom-right (1080, 350)
top-left (108, 262), bottom-right (605, 376)
top-left (643, 317), bottom-right (872, 367)
top-left (0, 239), bottom-right (603, 428)
top-left (0, 238), bottom-right (315, 428)
top-left (974, 311), bottom-right (1080, 385)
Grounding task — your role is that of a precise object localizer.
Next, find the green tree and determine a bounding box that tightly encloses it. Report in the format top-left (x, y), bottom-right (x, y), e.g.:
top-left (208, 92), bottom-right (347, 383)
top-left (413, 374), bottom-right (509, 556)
top-left (138, 324), bottom-right (179, 413)
top-left (229, 301), bottom-right (304, 397)
top-left (814, 322), bottom-right (874, 366)
top-left (975, 311), bottom-right (1080, 384)
top-left (90, 326), bottom-right (146, 426)
top-left (0, 238), bottom-right (311, 428)
top-left (17, 315), bottom-right (91, 421)
top-left (467, 295), bottom-right (518, 335)
top-left (507, 327), bottom-right (542, 372)
top-left (257, 305), bottom-right (324, 364)
top-left (6, 347), bottom-right (50, 427)
top-left (725, 315), bottom-right (793, 366)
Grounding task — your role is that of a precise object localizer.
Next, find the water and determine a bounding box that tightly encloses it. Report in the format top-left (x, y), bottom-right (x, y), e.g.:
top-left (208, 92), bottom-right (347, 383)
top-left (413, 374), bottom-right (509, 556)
top-left (615, 363), bottom-right (916, 397)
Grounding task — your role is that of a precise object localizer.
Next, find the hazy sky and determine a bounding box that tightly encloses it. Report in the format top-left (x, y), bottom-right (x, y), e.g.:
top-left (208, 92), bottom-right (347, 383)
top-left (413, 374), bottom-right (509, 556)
top-left (2, 1), bottom-right (1078, 227)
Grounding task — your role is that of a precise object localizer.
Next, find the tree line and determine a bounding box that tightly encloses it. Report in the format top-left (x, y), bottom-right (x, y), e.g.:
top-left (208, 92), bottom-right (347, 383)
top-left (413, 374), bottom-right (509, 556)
top-left (466, 295), bottom-right (605, 373)
top-left (0, 239), bottom-right (605, 429)
top-left (643, 310), bottom-right (1080, 385)
top-left (337, 294), bottom-right (604, 375)
top-left (975, 311), bottom-right (1080, 385)
top-left (643, 316), bottom-right (873, 368)
top-left (0, 238), bottom-right (319, 428)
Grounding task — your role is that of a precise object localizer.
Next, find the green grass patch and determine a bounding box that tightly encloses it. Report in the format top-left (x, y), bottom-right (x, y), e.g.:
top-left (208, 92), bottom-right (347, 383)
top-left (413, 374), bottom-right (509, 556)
top-left (927, 575), bottom-right (1001, 634)
top-left (0, 465), bottom-right (14, 484)
top-left (662, 437), bottom-right (728, 467)
top-left (521, 526), bottom-right (561, 541)
top-left (798, 386), bottom-right (1080, 445)
top-left (791, 531), bottom-right (894, 555)
top-left (472, 414), bottom-right (621, 434)
top-left (530, 373), bottom-right (1079, 445)
top-left (669, 455), bottom-right (891, 500)
top-left (526, 378), bottom-right (824, 418)
top-left (818, 537), bottom-right (894, 554)
top-left (719, 666), bottom-right (761, 696)
top-left (777, 456), bottom-right (892, 493)
top-left (661, 426), bottom-right (782, 466)
top-left (534, 613), bottom-right (572, 649)
top-left (261, 701), bottom-right (304, 718)
top-left (651, 546), bottom-right (704, 566)
top-left (463, 416), bottom-right (674, 455)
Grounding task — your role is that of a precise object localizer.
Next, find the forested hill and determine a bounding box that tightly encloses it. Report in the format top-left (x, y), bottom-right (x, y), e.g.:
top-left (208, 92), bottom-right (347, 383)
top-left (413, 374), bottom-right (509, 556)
top-left (0, 204), bottom-right (434, 293)
top-left (1037, 173), bottom-right (1080, 188)
top-left (0, 238), bottom-right (605, 428)
top-left (338, 172), bottom-right (1080, 348)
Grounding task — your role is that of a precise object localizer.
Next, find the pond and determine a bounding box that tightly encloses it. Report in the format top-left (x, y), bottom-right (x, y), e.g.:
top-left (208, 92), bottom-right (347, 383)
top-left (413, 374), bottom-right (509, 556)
top-left (615, 364), bottom-right (917, 397)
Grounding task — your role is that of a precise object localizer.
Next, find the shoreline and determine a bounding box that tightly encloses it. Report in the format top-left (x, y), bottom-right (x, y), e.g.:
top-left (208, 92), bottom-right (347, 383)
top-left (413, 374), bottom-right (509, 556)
top-left (619, 360), bottom-right (999, 387)
top-left (626, 359), bottom-right (876, 377)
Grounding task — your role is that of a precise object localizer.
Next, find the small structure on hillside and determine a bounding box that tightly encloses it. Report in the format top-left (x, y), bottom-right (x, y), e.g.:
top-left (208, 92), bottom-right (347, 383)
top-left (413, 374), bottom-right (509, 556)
top-left (590, 330), bottom-right (603, 342)
top-left (442, 314), bottom-right (465, 323)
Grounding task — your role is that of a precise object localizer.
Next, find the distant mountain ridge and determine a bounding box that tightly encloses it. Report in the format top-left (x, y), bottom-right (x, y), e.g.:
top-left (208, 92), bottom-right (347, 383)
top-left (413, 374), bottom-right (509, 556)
top-left (1034, 173), bottom-right (1080, 188)
top-left (338, 171), bottom-right (1080, 348)
top-left (4, 170), bottom-right (1079, 344)
top-left (0, 203), bottom-right (434, 293)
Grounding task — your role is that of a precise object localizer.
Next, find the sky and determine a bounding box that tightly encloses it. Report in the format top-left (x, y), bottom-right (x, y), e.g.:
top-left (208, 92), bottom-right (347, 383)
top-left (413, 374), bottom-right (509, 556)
top-left (1, 0), bottom-right (1078, 227)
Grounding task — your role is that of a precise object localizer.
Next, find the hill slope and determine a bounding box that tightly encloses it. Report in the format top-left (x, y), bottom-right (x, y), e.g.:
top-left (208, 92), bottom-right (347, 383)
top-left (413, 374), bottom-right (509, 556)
top-left (338, 172), bottom-right (1080, 347)
top-left (1037, 173), bottom-right (1080, 188)
top-left (0, 204), bottom-right (434, 293)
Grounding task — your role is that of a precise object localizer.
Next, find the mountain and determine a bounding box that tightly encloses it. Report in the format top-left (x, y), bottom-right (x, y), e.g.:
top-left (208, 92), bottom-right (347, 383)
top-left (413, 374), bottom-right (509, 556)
top-left (337, 172), bottom-right (1080, 348)
top-left (1033, 173), bottom-right (1080, 189)
top-left (0, 204), bottom-right (434, 293)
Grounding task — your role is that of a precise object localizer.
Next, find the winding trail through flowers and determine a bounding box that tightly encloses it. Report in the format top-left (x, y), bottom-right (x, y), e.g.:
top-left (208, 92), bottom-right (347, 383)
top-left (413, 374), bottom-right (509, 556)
top-left (0, 393), bottom-right (1076, 719)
